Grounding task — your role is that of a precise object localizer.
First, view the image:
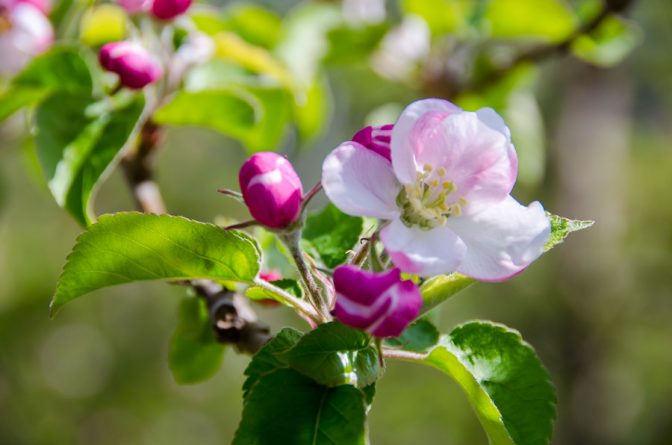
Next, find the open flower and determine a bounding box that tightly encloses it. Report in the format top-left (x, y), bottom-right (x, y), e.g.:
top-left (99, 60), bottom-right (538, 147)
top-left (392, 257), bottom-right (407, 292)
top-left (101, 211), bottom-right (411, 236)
top-left (332, 265), bottom-right (421, 338)
top-left (116, 0), bottom-right (191, 20)
top-left (322, 98), bottom-right (551, 281)
top-left (0, 0), bottom-right (53, 75)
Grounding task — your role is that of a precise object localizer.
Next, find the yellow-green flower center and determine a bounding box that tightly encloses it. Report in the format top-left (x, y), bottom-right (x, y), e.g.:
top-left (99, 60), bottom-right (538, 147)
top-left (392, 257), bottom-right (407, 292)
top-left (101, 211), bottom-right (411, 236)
top-left (396, 164), bottom-right (467, 230)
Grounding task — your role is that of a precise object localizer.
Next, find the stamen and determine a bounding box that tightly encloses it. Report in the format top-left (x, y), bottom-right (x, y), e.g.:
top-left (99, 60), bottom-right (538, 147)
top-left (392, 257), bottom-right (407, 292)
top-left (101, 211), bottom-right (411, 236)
top-left (441, 181), bottom-right (455, 193)
top-left (423, 164), bottom-right (432, 173)
top-left (436, 167), bottom-right (446, 177)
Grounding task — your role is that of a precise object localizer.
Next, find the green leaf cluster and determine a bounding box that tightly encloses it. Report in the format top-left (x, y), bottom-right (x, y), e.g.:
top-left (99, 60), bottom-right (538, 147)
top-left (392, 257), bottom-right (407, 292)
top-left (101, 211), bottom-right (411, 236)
top-left (302, 204), bottom-right (364, 268)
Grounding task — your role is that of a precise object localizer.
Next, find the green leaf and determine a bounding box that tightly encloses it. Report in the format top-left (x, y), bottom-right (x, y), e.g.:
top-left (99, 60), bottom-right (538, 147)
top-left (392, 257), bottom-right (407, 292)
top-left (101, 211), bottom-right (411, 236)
top-left (484, 0), bottom-right (576, 43)
top-left (399, 0), bottom-right (471, 37)
top-left (384, 318), bottom-right (440, 352)
top-left (154, 87), bottom-right (291, 153)
top-left (422, 321), bottom-right (556, 445)
top-left (420, 273), bottom-right (476, 313)
top-left (223, 4), bottom-right (282, 49)
top-left (79, 4), bottom-right (127, 46)
top-left (50, 212), bottom-right (261, 315)
top-left (302, 204), bottom-right (363, 268)
top-left (571, 16), bottom-right (642, 67)
top-left (169, 296), bottom-right (225, 384)
top-left (245, 278), bottom-right (303, 305)
top-left (242, 327), bottom-right (303, 398)
top-left (293, 74), bottom-right (330, 143)
top-left (325, 23), bottom-right (389, 64)
top-left (0, 45), bottom-right (94, 122)
top-left (281, 321), bottom-right (381, 388)
top-left (233, 368), bottom-right (367, 445)
top-left (545, 213), bottom-right (594, 252)
top-left (34, 92), bottom-right (144, 225)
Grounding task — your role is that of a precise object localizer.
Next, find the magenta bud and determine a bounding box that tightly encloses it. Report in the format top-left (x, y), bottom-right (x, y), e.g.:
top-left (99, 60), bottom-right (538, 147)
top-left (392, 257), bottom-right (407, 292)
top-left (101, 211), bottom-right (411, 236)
top-left (239, 152), bottom-right (303, 229)
top-left (332, 265), bottom-right (421, 338)
top-left (150, 0), bottom-right (191, 20)
top-left (351, 124), bottom-right (394, 161)
top-left (99, 42), bottom-right (162, 90)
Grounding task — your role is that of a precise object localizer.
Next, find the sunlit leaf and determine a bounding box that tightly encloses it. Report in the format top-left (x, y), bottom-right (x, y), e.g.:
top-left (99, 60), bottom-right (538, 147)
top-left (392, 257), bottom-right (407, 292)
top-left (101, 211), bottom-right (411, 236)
top-left (571, 16), bottom-right (642, 67)
top-left (233, 368), bottom-right (367, 445)
top-left (545, 213), bottom-right (594, 252)
top-left (79, 4), bottom-right (126, 46)
top-left (154, 87), bottom-right (291, 153)
top-left (281, 321), bottom-right (381, 388)
top-left (484, 0), bottom-right (576, 42)
top-left (51, 212), bottom-right (261, 314)
top-left (0, 45), bottom-right (93, 122)
top-left (245, 278), bottom-right (303, 305)
top-left (169, 296), bottom-right (225, 384)
top-left (34, 92), bottom-right (144, 225)
top-left (420, 273), bottom-right (475, 313)
top-left (302, 204), bottom-right (363, 268)
top-left (422, 321), bottom-right (556, 445)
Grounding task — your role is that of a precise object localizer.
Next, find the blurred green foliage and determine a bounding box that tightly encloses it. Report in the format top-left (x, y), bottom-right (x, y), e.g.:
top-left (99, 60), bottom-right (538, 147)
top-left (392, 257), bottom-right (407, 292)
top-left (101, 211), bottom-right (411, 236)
top-left (1, 0), bottom-right (671, 444)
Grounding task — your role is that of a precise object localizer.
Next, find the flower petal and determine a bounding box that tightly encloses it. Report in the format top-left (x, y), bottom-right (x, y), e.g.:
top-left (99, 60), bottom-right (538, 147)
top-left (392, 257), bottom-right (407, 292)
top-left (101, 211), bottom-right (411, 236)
top-left (446, 196), bottom-right (551, 282)
top-left (322, 141), bottom-right (400, 219)
top-left (391, 98), bottom-right (461, 184)
top-left (418, 111), bottom-right (517, 211)
top-left (381, 218), bottom-right (467, 277)
top-left (476, 107), bottom-right (512, 140)
top-left (368, 280), bottom-right (422, 338)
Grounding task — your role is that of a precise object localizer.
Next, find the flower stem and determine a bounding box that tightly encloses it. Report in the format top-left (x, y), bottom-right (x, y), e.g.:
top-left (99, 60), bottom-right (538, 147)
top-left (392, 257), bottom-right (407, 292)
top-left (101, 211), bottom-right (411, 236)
top-left (381, 348), bottom-right (428, 363)
top-left (252, 278), bottom-right (320, 324)
top-left (301, 182), bottom-right (323, 213)
top-left (279, 230), bottom-right (331, 322)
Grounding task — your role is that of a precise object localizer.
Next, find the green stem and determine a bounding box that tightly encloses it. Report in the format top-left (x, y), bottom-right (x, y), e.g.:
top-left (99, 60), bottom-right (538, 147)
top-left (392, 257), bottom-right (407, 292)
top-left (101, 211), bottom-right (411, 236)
top-left (382, 348), bottom-right (428, 363)
top-left (252, 278), bottom-right (320, 324)
top-left (279, 230), bottom-right (331, 322)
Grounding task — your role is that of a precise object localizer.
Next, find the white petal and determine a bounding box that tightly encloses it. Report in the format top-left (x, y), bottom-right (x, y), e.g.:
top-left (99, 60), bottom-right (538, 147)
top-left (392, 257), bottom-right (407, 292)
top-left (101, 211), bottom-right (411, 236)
top-left (476, 107), bottom-right (511, 140)
top-left (322, 141), bottom-right (400, 219)
top-left (446, 196), bottom-right (551, 282)
top-left (391, 98), bottom-right (461, 184)
top-left (381, 219), bottom-right (467, 277)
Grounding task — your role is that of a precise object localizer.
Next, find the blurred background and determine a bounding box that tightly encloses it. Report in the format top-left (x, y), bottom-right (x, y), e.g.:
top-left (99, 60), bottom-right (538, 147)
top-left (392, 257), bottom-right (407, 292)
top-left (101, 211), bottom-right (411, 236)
top-left (1, 0), bottom-right (671, 443)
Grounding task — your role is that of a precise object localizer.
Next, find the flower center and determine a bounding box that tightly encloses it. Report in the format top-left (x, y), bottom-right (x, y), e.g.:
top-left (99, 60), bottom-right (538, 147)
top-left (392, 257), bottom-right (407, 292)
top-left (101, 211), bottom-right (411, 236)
top-left (396, 164), bottom-right (467, 230)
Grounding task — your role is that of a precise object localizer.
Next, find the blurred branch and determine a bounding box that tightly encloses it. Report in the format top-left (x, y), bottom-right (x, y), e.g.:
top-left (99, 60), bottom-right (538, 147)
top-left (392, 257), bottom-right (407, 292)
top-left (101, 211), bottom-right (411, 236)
top-left (430, 0), bottom-right (637, 99)
top-left (121, 120), bottom-right (271, 354)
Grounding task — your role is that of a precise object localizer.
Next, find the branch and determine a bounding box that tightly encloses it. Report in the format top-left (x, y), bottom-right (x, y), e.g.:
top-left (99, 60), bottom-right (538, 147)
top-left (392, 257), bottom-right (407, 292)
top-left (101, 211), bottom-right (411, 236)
top-left (121, 119), bottom-right (271, 354)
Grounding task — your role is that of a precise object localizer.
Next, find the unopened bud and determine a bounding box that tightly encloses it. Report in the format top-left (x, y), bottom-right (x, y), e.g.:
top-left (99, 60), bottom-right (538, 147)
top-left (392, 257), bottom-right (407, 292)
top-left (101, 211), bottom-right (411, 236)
top-left (352, 124), bottom-right (393, 161)
top-left (150, 0), bottom-right (191, 20)
top-left (239, 152), bottom-right (303, 229)
top-left (99, 41), bottom-right (162, 90)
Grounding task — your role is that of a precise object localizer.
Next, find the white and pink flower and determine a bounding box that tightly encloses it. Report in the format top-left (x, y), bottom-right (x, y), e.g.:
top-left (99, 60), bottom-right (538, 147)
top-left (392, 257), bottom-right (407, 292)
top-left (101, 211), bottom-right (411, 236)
top-left (239, 152), bottom-right (304, 230)
top-left (322, 98), bottom-right (551, 281)
top-left (332, 265), bottom-right (421, 338)
top-left (0, 0), bottom-right (53, 75)
top-left (117, 0), bottom-right (191, 20)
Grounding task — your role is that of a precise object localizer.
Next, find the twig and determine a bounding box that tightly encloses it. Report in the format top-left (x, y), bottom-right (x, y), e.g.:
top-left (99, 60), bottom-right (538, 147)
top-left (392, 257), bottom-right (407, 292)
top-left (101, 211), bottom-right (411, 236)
top-left (223, 220), bottom-right (259, 231)
top-left (301, 182), bottom-right (323, 213)
top-left (252, 278), bottom-right (321, 324)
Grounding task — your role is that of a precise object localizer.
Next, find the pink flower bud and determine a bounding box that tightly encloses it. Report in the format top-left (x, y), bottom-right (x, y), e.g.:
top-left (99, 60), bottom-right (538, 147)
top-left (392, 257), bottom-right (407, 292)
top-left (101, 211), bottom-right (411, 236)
top-left (332, 266), bottom-right (421, 338)
top-left (259, 271), bottom-right (283, 282)
top-left (239, 152), bottom-right (303, 229)
top-left (150, 0), bottom-right (191, 20)
top-left (117, 0), bottom-right (151, 14)
top-left (352, 124), bottom-right (393, 161)
top-left (99, 41), bottom-right (162, 90)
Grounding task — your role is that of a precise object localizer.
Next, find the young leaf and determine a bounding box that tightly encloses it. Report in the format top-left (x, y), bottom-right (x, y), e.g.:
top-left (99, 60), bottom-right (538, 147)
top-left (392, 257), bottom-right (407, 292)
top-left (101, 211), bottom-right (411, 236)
top-left (419, 273), bottom-right (476, 314)
top-left (34, 92), bottom-right (144, 225)
top-left (545, 213), bottom-right (594, 252)
top-left (281, 321), bottom-right (381, 388)
top-left (245, 278), bottom-right (303, 305)
top-left (384, 318), bottom-right (440, 352)
top-left (51, 213), bottom-right (261, 315)
top-left (242, 327), bottom-right (303, 398)
top-left (154, 87), bottom-right (291, 153)
top-left (169, 297), bottom-right (225, 384)
top-left (0, 45), bottom-right (94, 121)
top-left (422, 321), bottom-right (556, 445)
top-left (571, 16), bottom-right (642, 67)
top-left (233, 368), bottom-right (367, 445)
top-left (302, 204), bottom-right (364, 268)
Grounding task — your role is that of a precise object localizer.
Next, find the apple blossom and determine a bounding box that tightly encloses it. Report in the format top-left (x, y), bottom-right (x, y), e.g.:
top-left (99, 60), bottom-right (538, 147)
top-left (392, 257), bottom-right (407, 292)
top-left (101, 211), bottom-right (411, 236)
top-left (322, 98), bottom-right (551, 281)
top-left (0, 0), bottom-right (53, 75)
top-left (99, 41), bottom-right (162, 90)
top-left (117, 0), bottom-right (151, 14)
top-left (351, 124), bottom-right (393, 161)
top-left (332, 265), bottom-right (421, 338)
top-left (239, 152), bottom-right (303, 230)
